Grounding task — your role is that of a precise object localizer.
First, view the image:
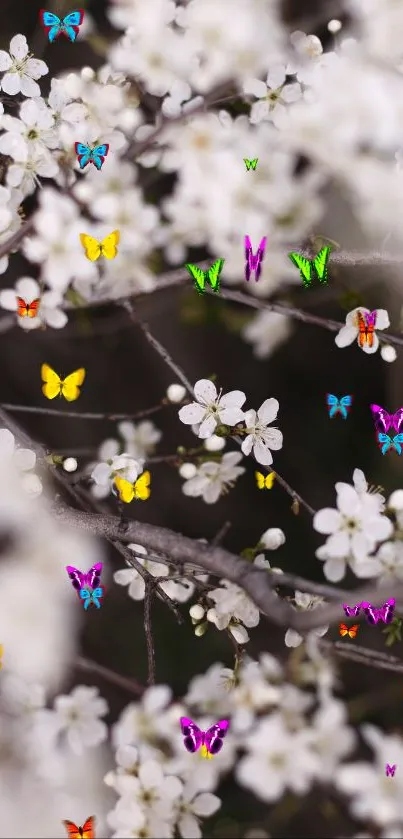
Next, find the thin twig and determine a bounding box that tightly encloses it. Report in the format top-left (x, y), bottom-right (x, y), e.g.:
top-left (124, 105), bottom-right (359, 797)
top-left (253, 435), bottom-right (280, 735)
top-left (0, 218), bottom-right (35, 260)
top-left (122, 299), bottom-right (194, 394)
top-left (0, 402), bottom-right (167, 422)
top-left (76, 656), bottom-right (145, 696)
top-left (212, 521), bottom-right (232, 546)
top-left (144, 581), bottom-right (156, 686)
top-left (319, 640), bottom-right (403, 674)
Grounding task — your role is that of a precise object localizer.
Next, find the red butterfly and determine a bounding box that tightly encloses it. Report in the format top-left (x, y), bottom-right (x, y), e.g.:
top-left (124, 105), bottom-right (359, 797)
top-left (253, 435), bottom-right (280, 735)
top-left (356, 310), bottom-right (376, 349)
top-left (16, 297), bottom-right (40, 318)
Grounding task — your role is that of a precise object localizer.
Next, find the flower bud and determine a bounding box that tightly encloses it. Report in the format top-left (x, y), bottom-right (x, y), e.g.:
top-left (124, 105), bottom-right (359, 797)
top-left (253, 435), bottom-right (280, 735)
top-left (179, 463), bottom-right (197, 479)
top-left (189, 604), bottom-right (205, 621)
top-left (229, 624), bottom-right (249, 644)
top-left (388, 489), bottom-right (403, 511)
top-left (204, 435), bottom-right (225, 452)
top-left (260, 527), bottom-right (285, 550)
top-left (195, 622), bottom-right (208, 637)
top-left (166, 384), bottom-right (186, 403)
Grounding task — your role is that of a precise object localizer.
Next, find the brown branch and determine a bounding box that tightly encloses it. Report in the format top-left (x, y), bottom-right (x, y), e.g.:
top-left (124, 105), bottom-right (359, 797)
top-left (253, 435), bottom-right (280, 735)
top-left (319, 640), bottom-right (403, 674)
top-left (144, 581), bottom-right (156, 686)
top-left (51, 503), bottom-right (403, 632)
top-left (0, 218), bottom-right (35, 260)
top-left (0, 401), bottom-right (167, 422)
top-left (76, 656), bottom-right (145, 695)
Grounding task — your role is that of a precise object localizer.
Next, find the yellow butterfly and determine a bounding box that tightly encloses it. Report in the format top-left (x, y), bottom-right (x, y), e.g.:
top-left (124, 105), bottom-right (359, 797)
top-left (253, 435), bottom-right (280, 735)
top-left (255, 471), bottom-right (276, 490)
top-left (0, 644), bottom-right (3, 669)
top-left (79, 230), bottom-right (120, 261)
top-left (41, 364), bottom-right (86, 401)
top-left (114, 471), bottom-right (151, 503)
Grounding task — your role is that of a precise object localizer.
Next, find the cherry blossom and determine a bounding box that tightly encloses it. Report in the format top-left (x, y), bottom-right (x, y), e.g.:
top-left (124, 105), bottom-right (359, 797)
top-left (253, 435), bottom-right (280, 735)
top-left (0, 35), bottom-right (48, 98)
top-left (335, 307), bottom-right (390, 354)
top-left (179, 379), bottom-right (246, 439)
top-left (241, 398), bottom-right (283, 466)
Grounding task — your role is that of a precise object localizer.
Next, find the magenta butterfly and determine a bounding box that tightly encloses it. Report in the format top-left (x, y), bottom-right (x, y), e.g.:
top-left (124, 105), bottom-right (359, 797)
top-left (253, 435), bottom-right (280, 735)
top-left (244, 236), bottom-right (267, 282)
top-left (386, 763), bottom-right (396, 777)
top-left (180, 717), bottom-right (229, 759)
top-left (370, 404), bottom-right (403, 434)
top-left (361, 598), bottom-right (395, 625)
top-left (66, 562), bottom-right (103, 609)
top-left (343, 602), bottom-right (361, 617)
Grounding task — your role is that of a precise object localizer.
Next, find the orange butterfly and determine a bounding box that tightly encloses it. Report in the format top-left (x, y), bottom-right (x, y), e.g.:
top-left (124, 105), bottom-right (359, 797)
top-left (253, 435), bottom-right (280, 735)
top-left (62, 816), bottom-right (95, 839)
top-left (356, 310), bottom-right (376, 349)
top-left (16, 297), bottom-right (40, 318)
top-left (339, 623), bottom-right (359, 639)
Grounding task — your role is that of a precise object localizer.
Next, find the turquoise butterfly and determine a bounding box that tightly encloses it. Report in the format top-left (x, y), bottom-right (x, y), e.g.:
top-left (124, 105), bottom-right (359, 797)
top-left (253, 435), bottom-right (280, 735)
top-left (288, 246), bottom-right (331, 288)
top-left (80, 587), bottom-right (103, 610)
top-left (39, 10), bottom-right (84, 42)
top-left (75, 143), bottom-right (109, 170)
top-left (326, 394), bottom-right (353, 419)
top-left (185, 259), bottom-right (225, 295)
top-left (378, 432), bottom-right (403, 455)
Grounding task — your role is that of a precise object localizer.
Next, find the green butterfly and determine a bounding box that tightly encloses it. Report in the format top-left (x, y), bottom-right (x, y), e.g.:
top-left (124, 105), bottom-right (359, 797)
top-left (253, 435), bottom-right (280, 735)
top-left (288, 246), bottom-right (331, 288)
top-left (244, 158), bottom-right (258, 171)
top-left (185, 259), bottom-right (225, 295)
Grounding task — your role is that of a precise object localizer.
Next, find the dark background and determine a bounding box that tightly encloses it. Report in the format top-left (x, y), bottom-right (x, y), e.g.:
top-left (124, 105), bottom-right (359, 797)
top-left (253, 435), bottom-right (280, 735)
top-left (1, 1), bottom-right (402, 836)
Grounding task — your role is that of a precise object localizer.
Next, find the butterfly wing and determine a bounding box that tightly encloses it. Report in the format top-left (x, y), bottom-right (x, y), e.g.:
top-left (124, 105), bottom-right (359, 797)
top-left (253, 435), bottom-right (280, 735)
top-left (26, 298), bottom-right (40, 317)
top-left (80, 589), bottom-right (91, 610)
top-left (39, 10), bottom-right (62, 42)
top-left (264, 472), bottom-right (276, 489)
top-left (62, 821), bottom-right (81, 839)
top-left (377, 432), bottom-right (392, 455)
top-left (16, 297), bottom-right (29, 317)
top-left (393, 434), bottom-right (403, 455)
top-left (370, 404), bottom-right (392, 432)
top-left (255, 471), bottom-right (265, 489)
top-left (66, 565), bottom-right (86, 592)
top-left (90, 587), bottom-right (103, 609)
top-left (114, 475), bottom-right (135, 504)
top-left (254, 237), bottom-right (267, 282)
top-left (386, 764), bottom-right (396, 777)
top-left (339, 395), bottom-right (353, 419)
top-left (313, 245), bottom-right (331, 284)
top-left (380, 598), bottom-right (395, 623)
top-left (357, 310), bottom-right (375, 348)
top-left (244, 159), bottom-right (257, 170)
top-left (204, 720), bottom-right (230, 755)
top-left (90, 144), bottom-right (109, 170)
top-left (75, 142), bottom-right (92, 169)
top-left (326, 394), bottom-right (340, 419)
top-left (41, 363), bottom-right (62, 399)
top-left (361, 602), bottom-right (380, 625)
top-left (186, 263), bottom-right (206, 294)
top-left (392, 408), bottom-right (403, 433)
top-left (133, 470), bottom-right (151, 501)
top-left (0, 644), bottom-right (3, 669)
top-left (62, 10), bottom-right (85, 41)
top-left (85, 562), bottom-right (103, 589)
top-left (180, 717), bottom-right (203, 753)
top-left (80, 234), bottom-right (101, 261)
top-left (288, 252), bottom-right (312, 287)
top-left (244, 236), bottom-right (252, 281)
top-left (347, 624), bottom-right (359, 638)
top-left (60, 368), bottom-right (85, 402)
top-left (80, 816), bottom-right (95, 839)
top-left (207, 258), bottom-right (224, 292)
top-left (100, 230), bottom-right (120, 259)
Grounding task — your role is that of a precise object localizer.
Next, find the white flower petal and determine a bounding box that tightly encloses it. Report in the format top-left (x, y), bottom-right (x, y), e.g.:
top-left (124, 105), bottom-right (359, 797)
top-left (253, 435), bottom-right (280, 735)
top-left (192, 793), bottom-right (221, 817)
top-left (178, 403), bottom-right (206, 425)
top-left (194, 379), bottom-right (217, 404)
top-left (0, 51), bottom-right (12, 72)
top-left (253, 440), bottom-right (273, 466)
top-left (313, 508), bottom-right (342, 534)
top-left (198, 415), bottom-right (217, 439)
top-left (10, 35), bottom-right (28, 60)
top-left (16, 277), bottom-right (40, 299)
top-left (335, 325), bottom-right (357, 348)
top-left (219, 390), bottom-right (246, 409)
top-left (323, 557), bottom-right (345, 581)
top-left (374, 309), bottom-right (390, 330)
top-left (361, 333), bottom-right (379, 354)
top-left (14, 447), bottom-right (36, 471)
top-left (257, 398), bottom-right (279, 424)
top-left (219, 406), bottom-right (245, 426)
top-left (0, 289), bottom-right (18, 311)
top-left (1, 73), bottom-right (21, 96)
top-left (44, 307), bottom-right (68, 329)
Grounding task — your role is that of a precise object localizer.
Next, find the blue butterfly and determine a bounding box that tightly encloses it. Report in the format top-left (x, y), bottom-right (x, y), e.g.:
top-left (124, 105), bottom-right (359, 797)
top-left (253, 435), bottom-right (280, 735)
top-left (378, 432), bottom-right (403, 455)
top-left (79, 586), bottom-right (103, 610)
top-left (75, 143), bottom-right (109, 170)
top-left (39, 10), bottom-right (84, 42)
top-left (326, 394), bottom-right (353, 419)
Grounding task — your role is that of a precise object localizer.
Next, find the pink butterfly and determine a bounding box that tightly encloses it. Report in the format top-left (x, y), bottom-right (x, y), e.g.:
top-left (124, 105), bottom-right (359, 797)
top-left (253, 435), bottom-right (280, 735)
top-left (370, 404), bottom-right (403, 434)
top-left (343, 602), bottom-right (362, 617)
top-left (244, 236), bottom-right (267, 282)
top-left (361, 598), bottom-right (395, 625)
top-left (386, 763), bottom-right (396, 777)
top-left (66, 562), bottom-right (103, 593)
top-left (180, 717), bottom-right (229, 758)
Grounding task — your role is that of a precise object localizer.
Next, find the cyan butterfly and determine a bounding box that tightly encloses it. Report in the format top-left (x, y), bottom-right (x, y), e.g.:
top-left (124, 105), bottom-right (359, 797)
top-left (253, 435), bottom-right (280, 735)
top-left (288, 246), bottom-right (331, 288)
top-left (39, 10), bottom-right (84, 42)
top-left (75, 142), bottom-right (109, 170)
top-left (377, 432), bottom-right (403, 455)
top-left (326, 394), bottom-right (353, 419)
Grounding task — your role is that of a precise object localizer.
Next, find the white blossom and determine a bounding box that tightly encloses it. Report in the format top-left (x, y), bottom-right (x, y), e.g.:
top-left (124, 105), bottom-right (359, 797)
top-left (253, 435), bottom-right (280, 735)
top-left (179, 379), bottom-right (246, 439)
top-left (242, 398), bottom-right (283, 466)
top-left (181, 451), bottom-right (245, 504)
top-left (0, 35), bottom-right (48, 98)
top-left (335, 307), bottom-right (390, 354)
top-left (284, 592), bottom-right (329, 649)
top-left (0, 277), bottom-right (67, 330)
top-left (51, 685), bottom-right (108, 755)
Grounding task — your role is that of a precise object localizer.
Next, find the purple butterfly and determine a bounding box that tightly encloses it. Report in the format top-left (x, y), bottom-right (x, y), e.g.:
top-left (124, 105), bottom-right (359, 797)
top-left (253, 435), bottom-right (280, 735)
top-left (343, 602), bottom-right (362, 617)
top-left (180, 717), bottom-right (229, 758)
top-left (370, 404), bottom-right (403, 434)
top-left (386, 763), bottom-right (396, 777)
top-left (66, 562), bottom-right (103, 592)
top-left (361, 598), bottom-right (395, 625)
top-left (244, 236), bottom-right (267, 282)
